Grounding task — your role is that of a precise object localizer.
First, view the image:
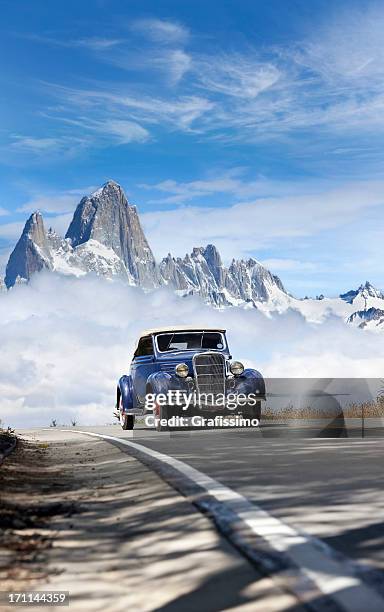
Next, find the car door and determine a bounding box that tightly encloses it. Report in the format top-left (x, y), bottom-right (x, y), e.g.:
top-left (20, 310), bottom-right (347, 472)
top-left (130, 336), bottom-right (156, 405)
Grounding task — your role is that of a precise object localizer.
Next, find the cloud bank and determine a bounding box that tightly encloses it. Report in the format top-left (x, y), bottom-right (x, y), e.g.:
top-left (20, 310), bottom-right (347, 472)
top-left (0, 273), bottom-right (382, 428)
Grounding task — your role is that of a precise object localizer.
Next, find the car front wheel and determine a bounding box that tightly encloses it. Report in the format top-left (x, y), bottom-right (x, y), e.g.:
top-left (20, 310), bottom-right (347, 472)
top-left (119, 398), bottom-right (135, 430)
top-left (156, 404), bottom-right (170, 432)
top-left (121, 414), bottom-right (135, 430)
top-left (243, 401), bottom-right (262, 424)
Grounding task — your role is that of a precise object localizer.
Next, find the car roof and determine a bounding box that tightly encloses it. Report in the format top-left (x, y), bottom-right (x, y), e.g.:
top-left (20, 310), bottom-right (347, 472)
top-left (139, 326), bottom-right (226, 337)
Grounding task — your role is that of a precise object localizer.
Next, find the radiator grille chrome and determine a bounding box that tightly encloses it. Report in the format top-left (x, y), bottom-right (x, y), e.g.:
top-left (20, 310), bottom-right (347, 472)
top-left (192, 352), bottom-right (226, 401)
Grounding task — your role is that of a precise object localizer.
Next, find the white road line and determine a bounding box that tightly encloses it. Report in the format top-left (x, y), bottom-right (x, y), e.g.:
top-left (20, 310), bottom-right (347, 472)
top-left (65, 429), bottom-right (384, 612)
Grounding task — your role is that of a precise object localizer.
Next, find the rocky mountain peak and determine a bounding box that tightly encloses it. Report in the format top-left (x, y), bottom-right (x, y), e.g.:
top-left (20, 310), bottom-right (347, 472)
top-left (25, 211), bottom-right (46, 240)
top-left (65, 180), bottom-right (159, 288)
top-left (359, 281), bottom-right (383, 298)
top-left (159, 243), bottom-right (287, 307)
top-left (5, 211), bottom-right (52, 288)
top-left (202, 244), bottom-right (225, 287)
top-left (340, 281), bottom-right (384, 304)
top-left (4, 181), bottom-right (288, 307)
top-left (66, 180), bottom-right (128, 248)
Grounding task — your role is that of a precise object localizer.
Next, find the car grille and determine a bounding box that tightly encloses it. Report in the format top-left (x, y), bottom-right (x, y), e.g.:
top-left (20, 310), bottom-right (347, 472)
top-left (192, 352), bottom-right (226, 400)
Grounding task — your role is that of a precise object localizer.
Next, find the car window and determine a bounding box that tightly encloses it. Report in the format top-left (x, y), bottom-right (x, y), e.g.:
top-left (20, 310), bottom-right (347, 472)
top-left (134, 336), bottom-right (154, 357)
top-left (156, 332), bottom-right (224, 352)
top-left (202, 332), bottom-right (224, 349)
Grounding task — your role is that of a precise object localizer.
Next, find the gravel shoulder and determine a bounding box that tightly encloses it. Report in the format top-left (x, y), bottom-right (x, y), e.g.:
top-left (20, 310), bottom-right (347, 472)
top-left (0, 429), bottom-right (302, 612)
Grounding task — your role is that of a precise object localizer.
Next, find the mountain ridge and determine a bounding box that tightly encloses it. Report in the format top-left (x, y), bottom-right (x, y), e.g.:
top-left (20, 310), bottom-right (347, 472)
top-left (3, 180), bottom-right (384, 329)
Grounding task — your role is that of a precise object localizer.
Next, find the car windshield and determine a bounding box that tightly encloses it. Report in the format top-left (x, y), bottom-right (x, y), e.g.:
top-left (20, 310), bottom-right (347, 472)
top-left (156, 332), bottom-right (225, 353)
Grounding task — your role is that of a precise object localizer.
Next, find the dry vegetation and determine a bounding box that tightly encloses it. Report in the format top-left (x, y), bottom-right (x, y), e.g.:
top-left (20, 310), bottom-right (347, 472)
top-left (263, 396), bottom-right (384, 420)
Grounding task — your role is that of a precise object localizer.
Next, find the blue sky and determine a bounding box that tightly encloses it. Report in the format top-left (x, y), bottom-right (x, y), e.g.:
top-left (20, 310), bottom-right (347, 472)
top-left (1, 0), bottom-right (384, 295)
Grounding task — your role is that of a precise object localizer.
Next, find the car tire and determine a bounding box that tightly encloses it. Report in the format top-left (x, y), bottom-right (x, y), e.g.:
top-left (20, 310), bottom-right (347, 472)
top-left (121, 414), bottom-right (135, 430)
top-left (243, 401), bottom-right (262, 425)
top-left (156, 405), bottom-right (171, 432)
top-left (119, 398), bottom-right (135, 430)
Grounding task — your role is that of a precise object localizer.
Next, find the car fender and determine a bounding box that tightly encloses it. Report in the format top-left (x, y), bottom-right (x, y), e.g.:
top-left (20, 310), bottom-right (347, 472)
top-left (146, 371), bottom-right (188, 396)
top-left (118, 375), bottom-right (134, 411)
top-left (233, 368), bottom-right (266, 397)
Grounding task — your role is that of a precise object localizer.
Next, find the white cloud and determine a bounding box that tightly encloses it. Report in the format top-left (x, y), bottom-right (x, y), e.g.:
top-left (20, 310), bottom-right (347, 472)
top-left (141, 179), bottom-right (384, 261)
top-left (293, 6), bottom-right (384, 85)
top-left (0, 272), bottom-right (382, 429)
top-left (45, 212), bottom-right (75, 237)
top-left (13, 6), bottom-right (384, 158)
top-left (24, 33), bottom-right (123, 51)
top-left (140, 170), bottom-right (312, 204)
top-left (0, 221), bottom-right (25, 241)
top-left (98, 119), bottom-right (150, 143)
top-left (8, 133), bottom-right (91, 160)
top-left (11, 136), bottom-right (62, 152)
top-left (11, 5), bottom-right (384, 163)
top-left (36, 110), bottom-right (151, 149)
top-left (0, 246), bottom-right (12, 274)
top-left (73, 37), bottom-right (122, 51)
top-left (260, 259), bottom-right (319, 273)
top-left (132, 18), bottom-right (189, 44)
top-left (196, 54), bottom-right (281, 99)
top-left (17, 187), bottom-right (94, 214)
top-left (165, 49), bottom-right (192, 84)
top-left (48, 84), bottom-right (214, 132)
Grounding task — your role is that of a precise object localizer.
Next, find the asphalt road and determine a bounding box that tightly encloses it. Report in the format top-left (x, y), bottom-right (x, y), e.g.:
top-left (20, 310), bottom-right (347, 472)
top-left (70, 423), bottom-right (384, 573)
top-left (18, 422), bottom-right (384, 610)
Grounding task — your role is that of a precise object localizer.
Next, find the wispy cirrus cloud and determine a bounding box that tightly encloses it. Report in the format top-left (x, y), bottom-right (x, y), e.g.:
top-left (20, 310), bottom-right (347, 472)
top-left (165, 49), bottom-right (192, 84)
top-left (131, 18), bottom-right (189, 44)
top-left (99, 119), bottom-right (150, 143)
top-left (11, 136), bottom-right (63, 152)
top-left (139, 169), bottom-right (322, 205)
top-left (17, 186), bottom-right (95, 214)
top-left (13, 6), bottom-right (384, 160)
top-left (46, 83), bottom-right (214, 132)
top-left (72, 37), bottom-right (123, 51)
top-left (195, 53), bottom-right (281, 99)
top-left (291, 6), bottom-right (384, 85)
top-left (23, 33), bottom-right (123, 51)
top-left (9, 115), bottom-right (149, 160)
top-left (8, 134), bottom-right (91, 161)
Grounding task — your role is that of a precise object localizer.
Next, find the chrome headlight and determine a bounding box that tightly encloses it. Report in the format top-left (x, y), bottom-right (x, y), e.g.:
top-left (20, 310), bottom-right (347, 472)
top-left (175, 363), bottom-right (189, 378)
top-left (230, 361), bottom-right (244, 376)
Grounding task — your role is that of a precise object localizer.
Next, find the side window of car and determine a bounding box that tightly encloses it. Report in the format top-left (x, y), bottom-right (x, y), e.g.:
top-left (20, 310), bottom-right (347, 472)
top-left (134, 336), bottom-right (154, 357)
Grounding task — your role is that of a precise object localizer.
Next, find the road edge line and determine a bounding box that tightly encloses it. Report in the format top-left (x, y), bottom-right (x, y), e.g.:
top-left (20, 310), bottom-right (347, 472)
top-left (63, 430), bottom-right (384, 612)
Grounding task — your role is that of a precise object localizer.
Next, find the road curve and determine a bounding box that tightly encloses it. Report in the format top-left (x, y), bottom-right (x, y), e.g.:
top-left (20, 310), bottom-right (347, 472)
top-left (58, 425), bottom-right (384, 612)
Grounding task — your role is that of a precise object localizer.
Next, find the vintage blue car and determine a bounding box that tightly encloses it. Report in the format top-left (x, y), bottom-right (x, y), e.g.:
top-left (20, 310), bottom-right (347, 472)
top-left (116, 326), bottom-right (265, 431)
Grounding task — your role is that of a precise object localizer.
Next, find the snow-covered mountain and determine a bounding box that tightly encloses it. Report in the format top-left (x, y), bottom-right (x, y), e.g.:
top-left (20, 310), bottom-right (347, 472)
top-left (341, 282), bottom-right (384, 330)
top-left (3, 181), bottom-right (384, 329)
top-left (5, 182), bottom-right (160, 289)
top-left (4, 181), bottom-right (287, 308)
top-left (160, 245), bottom-right (288, 308)
top-left (287, 282), bottom-right (384, 330)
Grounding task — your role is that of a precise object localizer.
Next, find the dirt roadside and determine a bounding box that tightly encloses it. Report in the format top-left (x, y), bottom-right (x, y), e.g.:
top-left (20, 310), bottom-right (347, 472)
top-left (0, 430), bottom-right (302, 611)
